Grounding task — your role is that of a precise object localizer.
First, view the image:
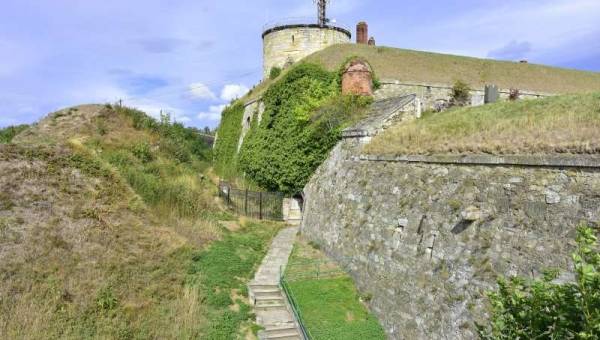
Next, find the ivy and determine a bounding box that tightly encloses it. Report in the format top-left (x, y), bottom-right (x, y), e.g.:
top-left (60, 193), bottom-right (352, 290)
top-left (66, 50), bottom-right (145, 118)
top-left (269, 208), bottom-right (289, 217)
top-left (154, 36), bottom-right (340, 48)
top-left (213, 102), bottom-right (245, 180)
top-left (479, 225), bottom-right (600, 339)
top-left (237, 63), bottom-right (370, 194)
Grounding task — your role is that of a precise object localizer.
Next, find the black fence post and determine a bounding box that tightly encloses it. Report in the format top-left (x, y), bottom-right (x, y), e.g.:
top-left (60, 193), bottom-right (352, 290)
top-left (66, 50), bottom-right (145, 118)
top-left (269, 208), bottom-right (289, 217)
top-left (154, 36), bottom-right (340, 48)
top-left (259, 192), bottom-right (263, 220)
top-left (244, 188), bottom-right (248, 216)
top-left (227, 186), bottom-right (230, 206)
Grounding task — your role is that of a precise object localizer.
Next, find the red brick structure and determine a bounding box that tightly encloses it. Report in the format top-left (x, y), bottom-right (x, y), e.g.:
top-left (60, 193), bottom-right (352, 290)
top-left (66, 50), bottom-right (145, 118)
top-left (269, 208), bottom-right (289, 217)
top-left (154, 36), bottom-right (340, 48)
top-left (356, 22), bottom-right (368, 44)
top-left (341, 59), bottom-right (373, 96)
top-left (368, 37), bottom-right (376, 46)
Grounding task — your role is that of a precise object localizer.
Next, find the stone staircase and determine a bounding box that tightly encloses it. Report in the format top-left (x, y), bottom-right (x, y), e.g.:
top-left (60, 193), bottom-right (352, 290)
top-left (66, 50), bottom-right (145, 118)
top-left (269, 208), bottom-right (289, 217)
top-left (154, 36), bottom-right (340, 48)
top-left (248, 227), bottom-right (303, 340)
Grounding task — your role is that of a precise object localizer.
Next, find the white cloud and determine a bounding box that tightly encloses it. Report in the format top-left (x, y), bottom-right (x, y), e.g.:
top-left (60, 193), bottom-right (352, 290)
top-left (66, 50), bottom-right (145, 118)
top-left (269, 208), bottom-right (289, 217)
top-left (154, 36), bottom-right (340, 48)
top-left (197, 104), bottom-right (226, 121)
top-left (220, 84), bottom-right (249, 101)
top-left (188, 82), bottom-right (216, 100)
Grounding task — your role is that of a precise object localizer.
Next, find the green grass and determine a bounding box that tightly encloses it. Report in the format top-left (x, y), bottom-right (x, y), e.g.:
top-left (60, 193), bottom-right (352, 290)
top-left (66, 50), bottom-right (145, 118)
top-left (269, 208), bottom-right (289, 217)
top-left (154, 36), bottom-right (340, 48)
top-left (365, 92), bottom-right (600, 155)
top-left (287, 277), bottom-right (386, 340)
top-left (284, 238), bottom-right (385, 340)
top-left (188, 221), bottom-right (282, 339)
top-left (304, 44), bottom-right (600, 94)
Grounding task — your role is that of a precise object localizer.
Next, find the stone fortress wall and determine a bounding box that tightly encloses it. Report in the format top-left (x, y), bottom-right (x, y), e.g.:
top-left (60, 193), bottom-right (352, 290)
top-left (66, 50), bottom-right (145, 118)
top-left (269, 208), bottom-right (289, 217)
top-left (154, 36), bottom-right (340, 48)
top-left (376, 79), bottom-right (551, 110)
top-left (298, 98), bottom-right (600, 339)
top-left (262, 24), bottom-right (351, 78)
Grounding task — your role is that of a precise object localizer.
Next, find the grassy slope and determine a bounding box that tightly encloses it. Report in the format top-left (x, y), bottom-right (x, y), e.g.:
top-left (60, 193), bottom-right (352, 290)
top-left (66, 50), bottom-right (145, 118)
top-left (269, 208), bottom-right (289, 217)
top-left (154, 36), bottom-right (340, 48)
top-left (365, 92), bottom-right (600, 156)
top-left (0, 104), bottom-right (281, 339)
top-left (304, 44), bottom-right (600, 94)
top-left (241, 44), bottom-right (600, 106)
top-left (285, 238), bottom-right (385, 340)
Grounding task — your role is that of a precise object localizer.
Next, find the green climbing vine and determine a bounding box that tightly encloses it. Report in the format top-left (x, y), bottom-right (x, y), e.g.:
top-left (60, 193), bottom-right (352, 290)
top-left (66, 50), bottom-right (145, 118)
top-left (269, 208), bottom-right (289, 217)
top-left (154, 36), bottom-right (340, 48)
top-left (213, 102), bottom-right (245, 180)
top-left (237, 63), bottom-right (371, 194)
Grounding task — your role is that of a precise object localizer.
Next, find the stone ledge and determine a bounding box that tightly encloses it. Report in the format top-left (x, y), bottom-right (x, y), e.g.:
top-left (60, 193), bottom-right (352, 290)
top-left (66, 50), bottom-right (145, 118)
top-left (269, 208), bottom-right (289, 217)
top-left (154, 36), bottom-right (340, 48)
top-left (356, 154), bottom-right (600, 169)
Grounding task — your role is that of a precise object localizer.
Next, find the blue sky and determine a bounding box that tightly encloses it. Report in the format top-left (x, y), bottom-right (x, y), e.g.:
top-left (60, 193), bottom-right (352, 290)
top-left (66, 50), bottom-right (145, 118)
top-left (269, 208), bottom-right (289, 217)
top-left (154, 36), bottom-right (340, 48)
top-left (1, 0), bottom-right (599, 128)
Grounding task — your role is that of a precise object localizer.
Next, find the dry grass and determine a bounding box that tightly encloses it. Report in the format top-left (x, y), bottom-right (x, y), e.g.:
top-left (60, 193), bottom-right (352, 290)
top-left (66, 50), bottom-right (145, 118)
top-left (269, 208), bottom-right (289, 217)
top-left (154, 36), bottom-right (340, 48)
top-left (365, 92), bottom-right (600, 156)
top-left (0, 104), bottom-right (277, 339)
top-left (304, 44), bottom-right (600, 94)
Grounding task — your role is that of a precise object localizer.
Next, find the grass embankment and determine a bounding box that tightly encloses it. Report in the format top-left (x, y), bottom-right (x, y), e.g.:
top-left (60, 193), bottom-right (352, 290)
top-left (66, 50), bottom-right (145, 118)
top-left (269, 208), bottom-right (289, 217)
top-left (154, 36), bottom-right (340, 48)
top-left (304, 44), bottom-right (600, 94)
top-left (365, 92), bottom-right (600, 156)
top-left (0, 104), bottom-right (281, 339)
top-left (284, 238), bottom-right (385, 340)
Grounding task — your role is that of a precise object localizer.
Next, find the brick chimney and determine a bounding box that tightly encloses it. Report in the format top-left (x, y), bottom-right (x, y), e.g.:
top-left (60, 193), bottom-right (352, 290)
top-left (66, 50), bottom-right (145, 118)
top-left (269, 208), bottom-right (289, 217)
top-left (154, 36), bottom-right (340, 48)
top-left (356, 22), bottom-right (368, 44)
top-left (368, 37), bottom-right (376, 46)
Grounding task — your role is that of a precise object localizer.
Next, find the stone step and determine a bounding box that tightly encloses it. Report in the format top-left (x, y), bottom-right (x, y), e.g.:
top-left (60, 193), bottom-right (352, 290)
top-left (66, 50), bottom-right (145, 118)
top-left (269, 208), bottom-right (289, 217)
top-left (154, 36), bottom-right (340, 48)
top-left (255, 292), bottom-right (284, 300)
top-left (249, 283), bottom-right (280, 291)
top-left (264, 325), bottom-right (300, 338)
top-left (265, 334), bottom-right (301, 340)
top-left (255, 295), bottom-right (285, 303)
top-left (255, 302), bottom-right (287, 311)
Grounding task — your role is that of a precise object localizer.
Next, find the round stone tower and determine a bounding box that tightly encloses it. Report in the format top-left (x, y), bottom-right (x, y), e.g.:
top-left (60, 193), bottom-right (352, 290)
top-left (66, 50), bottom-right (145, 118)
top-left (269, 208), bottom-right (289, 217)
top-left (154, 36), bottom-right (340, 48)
top-left (262, 23), bottom-right (351, 78)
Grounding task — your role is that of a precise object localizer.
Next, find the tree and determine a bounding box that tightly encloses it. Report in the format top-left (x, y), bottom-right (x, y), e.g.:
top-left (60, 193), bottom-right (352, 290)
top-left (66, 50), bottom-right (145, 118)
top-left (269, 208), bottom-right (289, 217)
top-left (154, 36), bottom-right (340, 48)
top-left (479, 225), bottom-right (600, 339)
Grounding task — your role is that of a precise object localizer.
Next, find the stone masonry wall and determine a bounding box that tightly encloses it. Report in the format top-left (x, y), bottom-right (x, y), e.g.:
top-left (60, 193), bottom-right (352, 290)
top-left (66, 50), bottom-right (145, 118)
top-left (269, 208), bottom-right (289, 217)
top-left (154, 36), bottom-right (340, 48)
top-left (263, 26), bottom-right (350, 78)
top-left (376, 79), bottom-right (551, 111)
top-left (301, 138), bottom-right (600, 339)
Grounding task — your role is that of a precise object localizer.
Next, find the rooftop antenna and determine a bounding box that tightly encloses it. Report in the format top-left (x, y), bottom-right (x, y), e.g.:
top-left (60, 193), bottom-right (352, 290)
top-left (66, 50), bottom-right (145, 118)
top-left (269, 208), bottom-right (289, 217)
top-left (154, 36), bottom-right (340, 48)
top-left (313, 0), bottom-right (330, 26)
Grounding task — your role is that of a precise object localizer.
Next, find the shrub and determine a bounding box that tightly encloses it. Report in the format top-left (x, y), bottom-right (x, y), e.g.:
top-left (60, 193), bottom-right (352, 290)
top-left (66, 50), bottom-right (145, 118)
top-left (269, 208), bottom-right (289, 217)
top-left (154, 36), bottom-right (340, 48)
top-left (450, 80), bottom-right (471, 107)
top-left (479, 225), bottom-right (600, 339)
top-left (509, 88), bottom-right (521, 101)
top-left (131, 142), bottom-right (153, 163)
top-left (0, 124), bottom-right (28, 144)
top-left (269, 66), bottom-right (282, 80)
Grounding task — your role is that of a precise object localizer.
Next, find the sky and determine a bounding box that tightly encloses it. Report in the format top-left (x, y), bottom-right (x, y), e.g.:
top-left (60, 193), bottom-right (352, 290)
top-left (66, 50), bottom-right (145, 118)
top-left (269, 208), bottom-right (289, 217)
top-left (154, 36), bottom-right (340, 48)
top-left (1, 0), bottom-right (599, 129)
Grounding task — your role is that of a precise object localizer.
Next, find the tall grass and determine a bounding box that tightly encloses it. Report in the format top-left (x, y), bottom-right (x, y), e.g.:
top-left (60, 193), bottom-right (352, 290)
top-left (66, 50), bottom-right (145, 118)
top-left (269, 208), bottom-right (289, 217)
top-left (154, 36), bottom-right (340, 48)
top-left (366, 92), bottom-right (600, 155)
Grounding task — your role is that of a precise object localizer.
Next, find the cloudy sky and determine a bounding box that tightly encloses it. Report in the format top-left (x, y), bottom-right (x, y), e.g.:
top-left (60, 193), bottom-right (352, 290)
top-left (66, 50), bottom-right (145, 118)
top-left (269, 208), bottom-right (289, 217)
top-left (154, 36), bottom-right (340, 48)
top-left (1, 0), bottom-right (599, 128)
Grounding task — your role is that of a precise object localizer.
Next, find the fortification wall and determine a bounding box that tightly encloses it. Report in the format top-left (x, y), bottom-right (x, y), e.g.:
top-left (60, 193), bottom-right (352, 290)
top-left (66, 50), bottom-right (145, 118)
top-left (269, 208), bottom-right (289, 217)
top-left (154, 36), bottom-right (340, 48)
top-left (263, 25), bottom-right (351, 78)
top-left (376, 79), bottom-right (551, 110)
top-left (301, 137), bottom-right (600, 339)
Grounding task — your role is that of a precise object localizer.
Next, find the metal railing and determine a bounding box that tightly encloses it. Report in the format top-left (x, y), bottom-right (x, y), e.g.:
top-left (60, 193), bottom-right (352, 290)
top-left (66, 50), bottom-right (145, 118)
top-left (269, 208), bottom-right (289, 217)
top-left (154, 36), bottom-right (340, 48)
top-left (262, 17), bottom-right (351, 33)
top-left (218, 181), bottom-right (284, 221)
top-left (280, 265), bottom-right (313, 340)
top-left (279, 258), bottom-right (353, 340)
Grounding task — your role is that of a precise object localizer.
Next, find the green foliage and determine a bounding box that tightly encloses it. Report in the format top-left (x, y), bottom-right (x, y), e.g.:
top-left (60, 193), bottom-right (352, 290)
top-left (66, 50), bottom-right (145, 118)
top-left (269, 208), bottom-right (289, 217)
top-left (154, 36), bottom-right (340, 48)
top-left (213, 102), bottom-right (245, 180)
top-left (479, 225), bottom-right (600, 339)
top-left (0, 124), bottom-right (28, 143)
top-left (238, 63), bottom-right (370, 194)
top-left (188, 222), bottom-right (281, 339)
top-left (269, 66), bottom-right (282, 80)
top-left (95, 286), bottom-right (118, 312)
top-left (131, 142), bottom-right (153, 163)
top-left (450, 80), bottom-right (471, 107)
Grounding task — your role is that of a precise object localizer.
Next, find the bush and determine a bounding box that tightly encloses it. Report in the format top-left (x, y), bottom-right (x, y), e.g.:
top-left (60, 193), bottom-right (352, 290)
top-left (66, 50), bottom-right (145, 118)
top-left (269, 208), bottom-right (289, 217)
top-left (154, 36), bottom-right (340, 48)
top-left (131, 142), bottom-right (153, 163)
top-left (0, 124), bottom-right (28, 144)
top-left (509, 88), bottom-right (521, 101)
top-left (479, 225), bottom-right (600, 339)
top-left (269, 66), bottom-right (282, 80)
top-left (450, 80), bottom-right (471, 107)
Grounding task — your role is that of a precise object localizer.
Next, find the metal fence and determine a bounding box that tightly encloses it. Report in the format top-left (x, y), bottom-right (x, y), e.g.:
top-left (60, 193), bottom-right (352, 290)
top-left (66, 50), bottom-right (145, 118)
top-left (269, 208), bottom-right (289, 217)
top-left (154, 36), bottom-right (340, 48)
top-left (280, 259), bottom-right (351, 340)
top-left (218, 181), bottom-right (284, 221)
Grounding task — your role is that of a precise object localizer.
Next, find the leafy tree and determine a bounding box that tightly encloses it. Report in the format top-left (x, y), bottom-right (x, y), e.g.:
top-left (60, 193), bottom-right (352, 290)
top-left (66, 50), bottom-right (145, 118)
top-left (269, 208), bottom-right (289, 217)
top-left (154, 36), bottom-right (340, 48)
top-left (479, 225), bottom-right (600, 339)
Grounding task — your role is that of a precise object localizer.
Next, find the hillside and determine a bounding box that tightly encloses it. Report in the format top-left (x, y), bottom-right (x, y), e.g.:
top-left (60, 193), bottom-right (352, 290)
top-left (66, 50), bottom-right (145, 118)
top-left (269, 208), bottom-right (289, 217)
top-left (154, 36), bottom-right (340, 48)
top-left (0, 105), bottom-right (281, 339)
top-left (365, 92), bottom-right (600, 156)
top-left (304, 44), bottom-right (600, 94)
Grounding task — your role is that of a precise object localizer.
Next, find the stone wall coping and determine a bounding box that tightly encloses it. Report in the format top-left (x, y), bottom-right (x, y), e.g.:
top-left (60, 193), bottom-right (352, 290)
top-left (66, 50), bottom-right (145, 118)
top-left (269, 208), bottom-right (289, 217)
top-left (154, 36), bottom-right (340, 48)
top-left (356, 154), bottom-right (600, 169)
top-left (379, 79), bottom-right (553, 97)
